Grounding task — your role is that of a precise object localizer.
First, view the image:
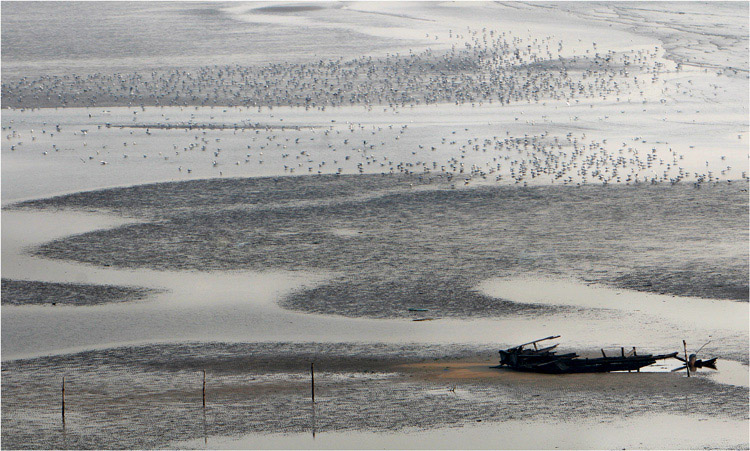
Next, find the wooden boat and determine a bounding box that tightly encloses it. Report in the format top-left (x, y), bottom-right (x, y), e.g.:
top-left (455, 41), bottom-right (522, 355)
top-left (494, 336), bottom-right (678, 374)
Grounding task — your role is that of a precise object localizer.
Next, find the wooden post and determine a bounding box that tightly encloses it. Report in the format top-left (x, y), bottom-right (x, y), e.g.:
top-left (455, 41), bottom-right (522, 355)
top-left (202, 405), bottom-right (208, 445)
top-left (61, 376), bottom-right (66, 426)
top-left (311, 398), bottom-right (316, 439)
top-left (310, 363), bottom-right (315, 404)
top-left (683, 340), bottom-right (690, 378)
top-left (601, 349), bottom-right (606, 358)
top-left (202, 370), bottom-right (206, 408)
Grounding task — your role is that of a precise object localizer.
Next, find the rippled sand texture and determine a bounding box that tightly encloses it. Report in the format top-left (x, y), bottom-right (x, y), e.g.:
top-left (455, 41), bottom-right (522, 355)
top-left (2, 343), bottom-right (747, 449)
top-left (1, 279), bottom-right (159, 306)
top-left (14, 176), bottom-right (749, 314)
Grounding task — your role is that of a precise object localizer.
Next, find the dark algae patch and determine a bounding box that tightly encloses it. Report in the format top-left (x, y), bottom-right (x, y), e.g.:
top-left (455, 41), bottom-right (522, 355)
top-left (13, 175), bottom-right (750, 319)
top-left (1, 279), bottom-right (159, 306)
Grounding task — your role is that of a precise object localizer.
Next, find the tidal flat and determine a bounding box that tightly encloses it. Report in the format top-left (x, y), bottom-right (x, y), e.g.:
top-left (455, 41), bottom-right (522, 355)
top-left (1, 279), bottom-right (159, 306)
top-left (3, 175), bottom-right (747, 448)
top-left (2, 1), bottom-right (748, 449)
top-left (14, 175), bottom-right (749, 320)
top-left (2, 343), bottom-right (747, 450)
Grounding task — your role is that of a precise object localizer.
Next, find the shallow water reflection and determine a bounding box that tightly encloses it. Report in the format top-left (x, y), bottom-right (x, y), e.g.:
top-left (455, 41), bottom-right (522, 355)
top-left (173, 413), bottom-right (749, 450)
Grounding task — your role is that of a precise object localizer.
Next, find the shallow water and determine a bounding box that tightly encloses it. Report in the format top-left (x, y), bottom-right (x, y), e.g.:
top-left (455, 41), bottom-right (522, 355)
top-left (173, 413), bottom-right (749, 450)
top-left (5, 2), bottom-right (746, 79)
top-left (2, 3), bottom-right (748, 449)
top-left (3, 207), bottom-right (746, 366)
top-left (478, 276), bottom-right (748, 332)
top-left (3, 93), bottom-right (747, 203)
top-left (0, 2), bottom-right (406, 77)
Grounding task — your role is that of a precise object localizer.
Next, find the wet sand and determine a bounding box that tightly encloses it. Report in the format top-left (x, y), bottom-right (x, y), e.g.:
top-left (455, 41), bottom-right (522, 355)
top-left (2, 343), bottom-right (747, 449)
top-left (2, 178), bottom-right (747, 447)
top-left (1, 279), bottom-right (159, 306)
top-left (3, 199), bottom-right (746, 362)
top-left (2, 2), bottom-right (748, 449)
top-left (13, 176), bottom-right (748, 308)
top-left (2, 177), bottom-right (747, 450)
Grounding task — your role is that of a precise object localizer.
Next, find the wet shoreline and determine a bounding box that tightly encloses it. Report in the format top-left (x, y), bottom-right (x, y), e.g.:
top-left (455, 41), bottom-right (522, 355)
top-left (2, 342), bottom-right (747, 449)
top-left (2, 178), bottom-right (746, 364)
top-left (10, 176), bottom-right (747, 306)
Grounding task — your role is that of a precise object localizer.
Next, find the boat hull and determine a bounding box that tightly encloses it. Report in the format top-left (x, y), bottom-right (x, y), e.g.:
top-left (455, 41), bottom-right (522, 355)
top-left (513, 354), bottom-right (678, 374)
top-left (497, 339), bottom-right (678, 374)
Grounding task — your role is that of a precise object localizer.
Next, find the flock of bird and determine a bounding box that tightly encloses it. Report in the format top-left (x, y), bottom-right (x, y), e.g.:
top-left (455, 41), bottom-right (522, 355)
top-left (2, 26), bottom-right (745, 188)
top-left (4, 113), bottom-right (742, 188)
top-left (3, 28), bottom-right (660, 109)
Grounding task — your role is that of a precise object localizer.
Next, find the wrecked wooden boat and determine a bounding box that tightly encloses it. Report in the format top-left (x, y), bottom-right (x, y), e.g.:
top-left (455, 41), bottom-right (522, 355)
top-left (494, 335), bottom-right (678, 374)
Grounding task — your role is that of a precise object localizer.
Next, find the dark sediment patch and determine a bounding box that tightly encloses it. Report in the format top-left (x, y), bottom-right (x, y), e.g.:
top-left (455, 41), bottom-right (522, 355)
top-left (13, 175), bottom-right (749, 319)
top-left (252, 5), bottom-right (326, 13)
top-left (1, 342), bottom-right (746, 449)
top-left (1, 278), bottom-right (160, 306)
top-left (283, 275), bottom-right (566, 318)
top-left (612, 267), bottom-right (750, 302)
top-left (11, 174), bottom-right (443, 218)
